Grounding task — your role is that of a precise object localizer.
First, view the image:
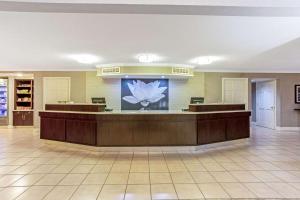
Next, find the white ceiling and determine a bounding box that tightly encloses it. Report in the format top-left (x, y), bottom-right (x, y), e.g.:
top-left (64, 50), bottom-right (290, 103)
top-left (1, 1), bottom-right (300, 72)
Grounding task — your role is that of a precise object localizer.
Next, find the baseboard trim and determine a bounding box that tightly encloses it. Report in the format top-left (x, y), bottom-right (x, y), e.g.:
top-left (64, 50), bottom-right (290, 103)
top-left (276, 126), bottom-right (300, 131)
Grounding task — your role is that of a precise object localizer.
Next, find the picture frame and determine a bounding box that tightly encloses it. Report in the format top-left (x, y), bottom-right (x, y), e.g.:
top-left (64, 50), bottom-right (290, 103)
top-left (295, 85), bottom-right (300, 104)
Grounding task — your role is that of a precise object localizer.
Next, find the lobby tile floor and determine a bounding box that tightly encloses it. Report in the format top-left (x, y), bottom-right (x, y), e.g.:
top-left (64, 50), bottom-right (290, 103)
top-left (0, 126), bottom-right (300, 199)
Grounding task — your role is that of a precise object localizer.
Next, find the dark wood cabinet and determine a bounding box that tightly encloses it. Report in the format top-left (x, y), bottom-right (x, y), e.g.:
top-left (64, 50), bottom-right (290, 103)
top-left (226, 117), bottom-right (250, 140)
top-left (39, 111), bottom-right (251, 147)
top-left (40, 118), bottom-right (66, 141)
top-left (197, 119), bottom-right (226, 145)
top-left (13, 111), bottom-right (33, 126)
top-left (66, 120), bottom-right (97, 145)
top-left (189, 104), bottom-right (245, 112)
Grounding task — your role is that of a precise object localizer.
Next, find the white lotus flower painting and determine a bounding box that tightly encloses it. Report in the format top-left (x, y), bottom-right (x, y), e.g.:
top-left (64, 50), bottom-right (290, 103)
top-left (121, 79), bottom-right (169, 110)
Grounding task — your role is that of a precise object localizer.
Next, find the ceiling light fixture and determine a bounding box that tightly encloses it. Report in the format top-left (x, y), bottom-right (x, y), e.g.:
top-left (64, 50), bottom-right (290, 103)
top-left (191, 56), bottom-right (221, 65)
top-left (136, 53), bottom-right (160, 63)
top-left (68, 54), bottom-right (99, 64)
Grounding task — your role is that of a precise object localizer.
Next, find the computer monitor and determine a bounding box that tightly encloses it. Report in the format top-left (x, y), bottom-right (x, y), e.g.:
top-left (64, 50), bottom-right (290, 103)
top-left (91, 97), bottom-right (106, 104)
top-left (190, 97), bottom-right (204, 104)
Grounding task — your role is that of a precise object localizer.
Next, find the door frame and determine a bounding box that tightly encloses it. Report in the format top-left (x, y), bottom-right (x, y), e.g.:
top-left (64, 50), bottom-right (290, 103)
top-left (43, 77), bottom-right (71, 108)
top-left (222, 78), bottom-right (249, 109)
top-left (254, 79), bottom-right (277, 130)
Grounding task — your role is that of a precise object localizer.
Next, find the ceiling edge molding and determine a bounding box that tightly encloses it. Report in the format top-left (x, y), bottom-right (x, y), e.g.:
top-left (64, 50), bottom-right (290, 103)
top-left (1, 1), bottom-right (300, 16)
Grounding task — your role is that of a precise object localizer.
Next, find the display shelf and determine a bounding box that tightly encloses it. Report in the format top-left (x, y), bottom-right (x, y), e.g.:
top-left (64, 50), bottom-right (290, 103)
top-left (14, 79), bottom-right (34, 110)
top-left (13, 79), bottom-right (34, 126)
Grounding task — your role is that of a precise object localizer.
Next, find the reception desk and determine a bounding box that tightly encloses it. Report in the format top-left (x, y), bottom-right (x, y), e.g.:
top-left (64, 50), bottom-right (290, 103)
top-left (39, 110), bottom-right (251, 146)
top-left (45, 103), bottom-right (106, 112)
top-left (189, 103), bottom-right (245, 112)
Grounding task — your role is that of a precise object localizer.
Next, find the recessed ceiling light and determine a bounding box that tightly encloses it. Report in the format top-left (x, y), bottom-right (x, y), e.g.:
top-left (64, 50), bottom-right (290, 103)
top-left (161, 76), bottom-right (165, 78)
top-left (68, 54), bottom-right (99, 64)
top-left (191, 56), bottom-right (221, 65)
top-left (136, 53), bottom-right (160, 63)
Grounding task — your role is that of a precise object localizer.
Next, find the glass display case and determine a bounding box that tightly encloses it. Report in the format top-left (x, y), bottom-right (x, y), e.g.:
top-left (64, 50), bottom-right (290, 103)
top-left (0, 78), bottom-right (8, 118)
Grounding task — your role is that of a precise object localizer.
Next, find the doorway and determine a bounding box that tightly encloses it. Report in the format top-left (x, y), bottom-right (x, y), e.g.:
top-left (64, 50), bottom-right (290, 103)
top-left (253, 79), bottom-right (276, 129)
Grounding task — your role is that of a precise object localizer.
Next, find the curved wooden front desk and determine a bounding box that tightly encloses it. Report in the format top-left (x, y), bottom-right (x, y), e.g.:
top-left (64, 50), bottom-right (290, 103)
top-left (39, 110), bottom-right (251, 146)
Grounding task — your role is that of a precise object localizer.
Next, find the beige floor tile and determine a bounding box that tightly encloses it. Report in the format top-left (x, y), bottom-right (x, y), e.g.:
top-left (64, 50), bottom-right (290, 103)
top-left (171, 172), bottom-right (194, 183)
top-left (185, 163), bottom-right (207, 172)
top-left (91, 164), bottom-right (112, 173)
top-left (230, 171), bottom-right (261, 182)
top-left (266, 182), bottom-right (300, 198)
top-left (149, 164), bottom-right (169, 172)
top-left (0, 166), bottom-right (20, 174)
top-left (250, 170), bottom-right (282, 182)
top-left (71, 185), bottom-right (102, 200)
top-left (59, 174), bottom-right (87, 185)
top-left (98, 184), bottom-right (126, 200)
top-left (174, 183), bottom-right (204, 199)
top-left (0, 174), bottom-right (23, 187)
top-left (70, 164), bottom-right (94, 173)
top-left (151, 184), bottom-right (178, 200)
top-left (128, 173), bottom-right (150, 184)
top-left (288, 182), bottom-right (300, 190)
top-left (44, 185), bottom-right (77, 200)
top-left (105, 173), bottom-right (129, 184)
top-left (270, 170), bottom-right (300, 182)
top-left (51, 165), bottom-right (75, 173)
top-left (191, 171), bottom-right (216, 183)
top-left (35, 174), bottom-right (65, 185)
top-left (210, 171), bottom-right (238, 183)
top-left (82, 173), bottom-right (108, 185)
top-left (0, 186), bottom-right (28, 200)
top-left (198, 183), bottom-right (230, 198)
top-left (202, 162), bottom-right (225, 171)
top-left (244, 182), bottom-right (282, 198)
top-left (130, 164), bottom-right (149, 172)
top-left (30, 165), bottom-right (57, 174)
top-left (12, 174), bottom-right (44, 186)
top-left (111, 164), bottom-right (131, 172)
top-left (221, 182), bottom-right (256, 198)
top-left (254, 162), bottom-right (281, 170)
top-left (167, 164), bottom-right (187, 172)
top-left (16, 185), bottom-right (53, 200)
top-left (220, 162), bottom-right (243, 171)
top-left (237, 162), bottom-right (262, 170)
top-left (150, 173), bottom-right (172, 184)
top-left (10, 165), bottom-right (39, 175)
top-left (125, 184), bottom-right (151, 200)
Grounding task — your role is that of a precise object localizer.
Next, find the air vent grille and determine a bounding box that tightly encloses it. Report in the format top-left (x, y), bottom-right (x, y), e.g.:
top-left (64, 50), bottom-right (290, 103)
top-left (101, 67), bottom-right (121, 74)
top-left (172, 67), bottom-right (189, 75)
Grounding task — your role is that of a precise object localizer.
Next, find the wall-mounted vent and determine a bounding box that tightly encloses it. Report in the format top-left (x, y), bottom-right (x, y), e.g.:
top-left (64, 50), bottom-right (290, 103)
top-left (101, 67), bottom-right (121, 74)
top-left (172, 67), bottom-right (190, 75)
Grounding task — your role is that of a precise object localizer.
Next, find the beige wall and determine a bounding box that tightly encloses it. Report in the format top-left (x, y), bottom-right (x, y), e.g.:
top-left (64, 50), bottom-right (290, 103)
top-left (85, 71), bottom-right (205, 110)
top-left (22, 71), bottom-right (300, 128)
top-left (33, 71), bottom-right (86, 126)
top-left (204, 72), bottom-right (243, 103)
top-left (241, 73), bottom-right (300, 127)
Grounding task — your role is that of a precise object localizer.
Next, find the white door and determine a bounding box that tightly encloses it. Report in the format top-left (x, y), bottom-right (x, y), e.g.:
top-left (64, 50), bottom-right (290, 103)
top-left (222, 78), bottom-right (248, 109)
top-left (256, 80), bottom-right (276, 129)
top-left (43, 77), bottom-right (71, 106)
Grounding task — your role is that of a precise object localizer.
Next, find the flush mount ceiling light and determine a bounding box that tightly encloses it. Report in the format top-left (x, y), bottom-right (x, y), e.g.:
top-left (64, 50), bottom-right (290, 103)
top-left (191, 56), bottom-right (221, 65)
top-left (136, 53), bottom-right (160, 63)
top-left (68, 54), bottom-right (99, 64)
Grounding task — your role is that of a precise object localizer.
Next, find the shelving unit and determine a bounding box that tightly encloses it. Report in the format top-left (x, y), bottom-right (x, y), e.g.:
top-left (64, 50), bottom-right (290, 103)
top-left (13, 79), bottom-right (34, 126)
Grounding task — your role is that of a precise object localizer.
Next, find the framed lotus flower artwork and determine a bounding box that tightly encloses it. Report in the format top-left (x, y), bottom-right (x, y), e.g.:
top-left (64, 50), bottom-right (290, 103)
top-left (121, 79), bottom-right (169, 110)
